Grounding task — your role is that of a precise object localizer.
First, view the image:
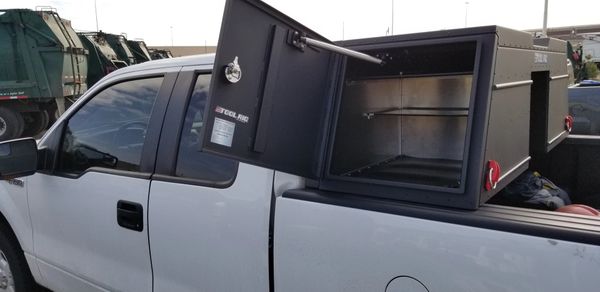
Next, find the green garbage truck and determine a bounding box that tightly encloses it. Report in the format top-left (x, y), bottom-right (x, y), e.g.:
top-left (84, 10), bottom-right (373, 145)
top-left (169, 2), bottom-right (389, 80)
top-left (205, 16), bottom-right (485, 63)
top-left (127, 40), bottom-right (152, 63)
top-left (0, 8), bottom-right (87, 140)
top-left (148, 48), bottom-right (173, 59)
top-left (105, 33), bottom-right (136, 65)
top-left (78, 31), bottom-right (128, 88)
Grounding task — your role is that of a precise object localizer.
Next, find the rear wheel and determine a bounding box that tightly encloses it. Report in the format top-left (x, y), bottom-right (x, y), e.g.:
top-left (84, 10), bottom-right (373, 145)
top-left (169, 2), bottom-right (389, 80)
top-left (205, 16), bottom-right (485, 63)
top-left (21, 111), bottom-right (49, 138)
top-left (0, 108), bottom-right (24, 141)
top-left (0, 225), bottom-right (36, 292)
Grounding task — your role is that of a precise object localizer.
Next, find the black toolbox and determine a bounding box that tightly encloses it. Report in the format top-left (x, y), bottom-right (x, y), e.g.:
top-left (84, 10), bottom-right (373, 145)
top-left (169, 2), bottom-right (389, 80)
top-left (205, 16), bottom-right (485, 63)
top-left (202, 0), bottom-right (570, 209)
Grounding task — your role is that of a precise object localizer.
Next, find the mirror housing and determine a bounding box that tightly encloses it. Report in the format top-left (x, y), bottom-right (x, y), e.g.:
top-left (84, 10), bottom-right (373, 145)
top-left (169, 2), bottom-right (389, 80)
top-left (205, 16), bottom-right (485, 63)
top-left (0, 138), bottom-right (38, 179)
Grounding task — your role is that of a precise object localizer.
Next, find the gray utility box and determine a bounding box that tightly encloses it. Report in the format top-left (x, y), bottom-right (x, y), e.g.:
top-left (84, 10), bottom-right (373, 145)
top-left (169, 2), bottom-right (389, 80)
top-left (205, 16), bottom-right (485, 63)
top-left (201, 0), bottom-right (570, 209)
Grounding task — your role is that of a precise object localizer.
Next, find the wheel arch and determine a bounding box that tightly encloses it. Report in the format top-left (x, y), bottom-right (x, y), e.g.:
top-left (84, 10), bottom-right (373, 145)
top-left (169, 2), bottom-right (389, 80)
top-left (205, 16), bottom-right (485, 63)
top-left (0, 182), bottom-right (41, 283)
top-left (0, 205), bottom-right (42, 290)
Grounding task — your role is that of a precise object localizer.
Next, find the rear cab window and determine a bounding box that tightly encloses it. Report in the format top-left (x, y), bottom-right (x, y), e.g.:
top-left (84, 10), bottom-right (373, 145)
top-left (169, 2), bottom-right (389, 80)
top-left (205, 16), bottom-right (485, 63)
top-left (174, 74), bottom-right (238, 184)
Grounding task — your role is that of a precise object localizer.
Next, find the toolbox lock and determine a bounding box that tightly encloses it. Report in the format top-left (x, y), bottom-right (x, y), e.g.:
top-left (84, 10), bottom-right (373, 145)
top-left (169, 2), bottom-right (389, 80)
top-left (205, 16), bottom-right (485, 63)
top-left (485, 160), bottom-right (501, 191)
top-left (565, 115), bottom-right (574, 133)
top-left (224, 56), bottom-right (242, 84)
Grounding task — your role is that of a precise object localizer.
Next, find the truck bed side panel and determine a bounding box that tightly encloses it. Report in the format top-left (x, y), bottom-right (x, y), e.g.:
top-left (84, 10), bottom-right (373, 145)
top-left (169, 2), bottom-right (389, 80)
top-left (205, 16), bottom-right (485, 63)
top-left (274, 196), bottom-right (600, 292)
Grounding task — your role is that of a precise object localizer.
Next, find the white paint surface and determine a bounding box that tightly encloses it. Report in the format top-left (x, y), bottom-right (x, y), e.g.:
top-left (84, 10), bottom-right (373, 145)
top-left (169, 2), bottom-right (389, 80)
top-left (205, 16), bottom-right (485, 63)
top-left (275, 197), bottom-right (600, 292)
top-left (149, 164), bottom-right (273, 292)
top-left (27, 172), bottom-right (152, 292)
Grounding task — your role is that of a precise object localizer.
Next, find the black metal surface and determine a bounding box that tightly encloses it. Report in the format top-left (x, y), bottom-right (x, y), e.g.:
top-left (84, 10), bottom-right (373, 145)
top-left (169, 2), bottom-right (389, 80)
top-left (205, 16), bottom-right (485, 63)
top-left (344, 41), bottom-right (477, 79)
top-left (336, 26), bottom-right (501, 48)
top-left (252, 26), bottom-right (286, 153)
top-left (204, 1), bottom-right (569, 210)
top-left (530, 71), bottom-right (550, 155)
top-left (139, 72), bottom-right (179, 173)
top-left (344, 156), bottom-right (462, 188)
top-left (155, 71), bottom-right (199, 176)
top-left (202, 0), bottom-right (337, 178)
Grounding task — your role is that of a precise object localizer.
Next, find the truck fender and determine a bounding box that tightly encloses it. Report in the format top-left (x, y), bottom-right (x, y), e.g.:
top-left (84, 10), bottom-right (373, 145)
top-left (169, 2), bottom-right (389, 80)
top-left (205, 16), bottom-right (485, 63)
top-left (0, 180), bottom-right (42, 282)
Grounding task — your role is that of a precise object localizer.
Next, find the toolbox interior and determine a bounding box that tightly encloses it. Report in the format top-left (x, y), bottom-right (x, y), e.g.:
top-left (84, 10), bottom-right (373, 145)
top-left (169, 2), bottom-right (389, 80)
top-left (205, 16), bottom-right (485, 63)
top-left (329, 42), bottom-right (478, 188)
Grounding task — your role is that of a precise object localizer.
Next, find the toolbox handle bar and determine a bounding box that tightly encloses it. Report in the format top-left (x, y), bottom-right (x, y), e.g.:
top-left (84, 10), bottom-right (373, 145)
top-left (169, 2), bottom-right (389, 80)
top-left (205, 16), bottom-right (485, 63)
top-left (300, 36), bottom-right (384, 65)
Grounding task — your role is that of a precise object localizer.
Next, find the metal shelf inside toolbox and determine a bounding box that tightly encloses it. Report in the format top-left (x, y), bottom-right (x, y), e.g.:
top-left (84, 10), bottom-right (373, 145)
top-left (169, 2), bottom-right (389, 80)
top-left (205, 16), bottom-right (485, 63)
top-left (363, 107), bottom-right (469, 119)
top-left (328, 41), bottom-right (476, 190)
top-left (343, 156), bottom-right (462, 188)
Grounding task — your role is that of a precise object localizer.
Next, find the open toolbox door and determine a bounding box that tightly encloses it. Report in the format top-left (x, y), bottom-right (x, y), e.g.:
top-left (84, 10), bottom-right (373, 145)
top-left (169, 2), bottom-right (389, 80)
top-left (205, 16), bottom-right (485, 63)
top-left (201, 0), bottom-right (345, 178)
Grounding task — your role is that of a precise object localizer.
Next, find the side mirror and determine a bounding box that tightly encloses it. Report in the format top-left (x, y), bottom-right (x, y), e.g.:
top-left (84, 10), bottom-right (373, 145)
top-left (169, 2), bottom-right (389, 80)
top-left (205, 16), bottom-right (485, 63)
top-left (0, 138), bottom-right (38, 179)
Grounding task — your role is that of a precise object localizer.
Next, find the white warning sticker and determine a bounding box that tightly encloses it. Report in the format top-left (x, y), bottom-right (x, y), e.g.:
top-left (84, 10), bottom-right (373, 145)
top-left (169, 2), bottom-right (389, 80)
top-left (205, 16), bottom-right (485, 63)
top-left (534, 52), bottom-right (548, 64)
top-left (210, 117), bottom-right (236, 147)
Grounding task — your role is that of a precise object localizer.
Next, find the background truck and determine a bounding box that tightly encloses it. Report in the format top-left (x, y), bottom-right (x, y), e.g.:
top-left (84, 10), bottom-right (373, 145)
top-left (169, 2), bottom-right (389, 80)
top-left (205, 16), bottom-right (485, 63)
top-left (127, 39), bottom-right (153, 63)
top-left (105, 33), bottom-right (137, 66)
top-left (78, 31), bottom-right (129, 88)
top-left (0, 1), bottom-right (598, 292)
top-left (148, 48), bottom-right (173, 59)
top-left (0, 8), bottom-right (87, 141)
top-left (569, 82), bottom-right (600, 135)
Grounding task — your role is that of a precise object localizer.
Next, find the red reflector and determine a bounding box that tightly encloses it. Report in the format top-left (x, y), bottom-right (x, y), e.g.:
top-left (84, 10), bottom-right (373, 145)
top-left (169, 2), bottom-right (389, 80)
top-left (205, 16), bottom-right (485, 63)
top-left (485, 160), bottom-right (501, 191)
top-left (0, 95), bottom-right (28, 101)
top-left (565, 115), bottom-right (574, 132)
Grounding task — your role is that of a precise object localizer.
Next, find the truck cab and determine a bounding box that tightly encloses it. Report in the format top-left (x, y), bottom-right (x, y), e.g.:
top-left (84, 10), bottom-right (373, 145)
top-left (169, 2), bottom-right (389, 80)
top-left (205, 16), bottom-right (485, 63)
top-left (0, 1), bottom-right (598, 291)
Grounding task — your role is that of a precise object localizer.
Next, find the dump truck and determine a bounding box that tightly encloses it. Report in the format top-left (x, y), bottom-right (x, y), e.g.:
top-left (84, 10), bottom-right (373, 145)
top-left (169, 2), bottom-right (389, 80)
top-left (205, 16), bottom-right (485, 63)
top-left (105, 33), bottom-right (136, 65)
top-left (78, 31), bottom-right (128, 87)
top-left (0, 8), bottom-right (87, 140)
top-left (148, 48), bottom-right (174, 59)
top-left (127, 40), bottom-right (152, 63)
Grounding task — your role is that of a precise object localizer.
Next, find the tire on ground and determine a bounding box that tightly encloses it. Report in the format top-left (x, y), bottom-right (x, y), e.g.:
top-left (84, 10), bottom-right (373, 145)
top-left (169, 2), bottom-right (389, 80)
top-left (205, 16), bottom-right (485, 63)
top-left (0, 222), bottom-right (37, 291)
top-left (0, 107), bottom-right (25, 141)
top-left (21, 111), bottom-right (49, 138)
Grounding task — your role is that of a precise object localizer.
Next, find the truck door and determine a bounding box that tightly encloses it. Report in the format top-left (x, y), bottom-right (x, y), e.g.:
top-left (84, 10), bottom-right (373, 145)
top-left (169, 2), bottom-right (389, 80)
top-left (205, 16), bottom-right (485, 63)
top-left (27, 69), bottom-right (177, 291)
top-left (148, 69), bottom-right (275, 291)
top-left (201, 0), bottom-right (341, 178)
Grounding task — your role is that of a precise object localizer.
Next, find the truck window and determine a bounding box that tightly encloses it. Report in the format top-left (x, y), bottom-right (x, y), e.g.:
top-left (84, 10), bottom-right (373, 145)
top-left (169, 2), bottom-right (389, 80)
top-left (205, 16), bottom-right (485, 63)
top-left (58, 77), bottom-right (163, 174)
top-left (569, 85), bottom-right (600, 136)
top-left (175, 74), bottom-right (237, 183)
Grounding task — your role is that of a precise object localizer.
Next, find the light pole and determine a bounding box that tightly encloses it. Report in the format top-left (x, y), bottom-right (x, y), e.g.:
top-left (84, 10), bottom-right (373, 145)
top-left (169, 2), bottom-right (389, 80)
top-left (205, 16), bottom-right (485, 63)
top-left (542, 0), bottom-right (548, 36)
top-left (94, 0), bottom-right (99, 31)
top-left (391, 0), bottom-right (394, 35)
top-left (464, 2), bottom-right (469, 28)
top-left (170, 26), bottom-right (174, 46)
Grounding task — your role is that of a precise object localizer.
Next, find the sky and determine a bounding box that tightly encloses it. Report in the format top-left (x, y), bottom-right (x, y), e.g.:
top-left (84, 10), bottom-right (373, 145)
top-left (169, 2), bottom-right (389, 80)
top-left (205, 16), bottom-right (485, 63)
top-left (1, 0), bottom-right (599, 46)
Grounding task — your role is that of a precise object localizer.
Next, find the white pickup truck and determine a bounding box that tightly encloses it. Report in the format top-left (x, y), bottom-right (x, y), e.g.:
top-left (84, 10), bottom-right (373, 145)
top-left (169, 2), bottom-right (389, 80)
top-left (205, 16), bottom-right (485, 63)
top-left (0, 1), bottom-right (599, 291)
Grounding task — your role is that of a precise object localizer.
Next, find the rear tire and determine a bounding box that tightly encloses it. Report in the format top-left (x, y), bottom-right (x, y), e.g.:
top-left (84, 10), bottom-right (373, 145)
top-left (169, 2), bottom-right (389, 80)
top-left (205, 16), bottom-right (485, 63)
top-left (21, 111), bottom-right (49, 138)
top-left (0, 224), bottom-right (36, 292)
top-left (0, 108), bottom-right (24, 141)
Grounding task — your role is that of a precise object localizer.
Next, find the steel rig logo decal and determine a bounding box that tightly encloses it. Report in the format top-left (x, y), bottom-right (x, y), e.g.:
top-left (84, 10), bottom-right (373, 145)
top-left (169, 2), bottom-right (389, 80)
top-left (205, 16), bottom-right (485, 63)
top-left (215, 106), bottom-right (249, 124)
